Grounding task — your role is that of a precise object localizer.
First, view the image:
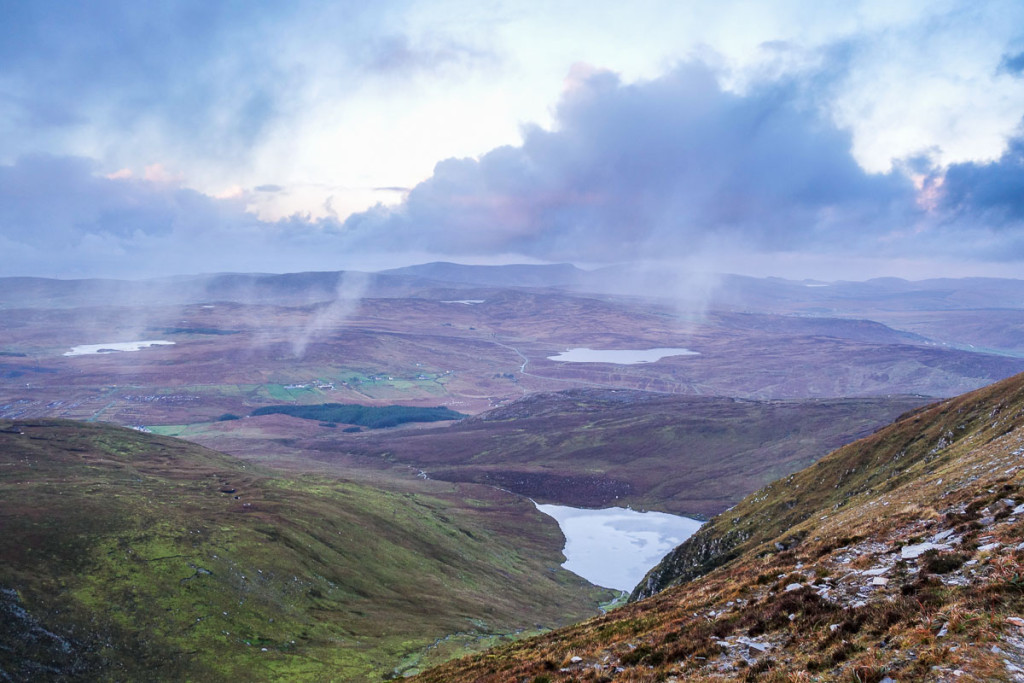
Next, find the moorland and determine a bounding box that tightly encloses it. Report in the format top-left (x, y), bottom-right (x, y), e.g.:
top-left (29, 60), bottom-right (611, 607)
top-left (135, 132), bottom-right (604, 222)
top-left (2, 264), bottom-right (1023, 679)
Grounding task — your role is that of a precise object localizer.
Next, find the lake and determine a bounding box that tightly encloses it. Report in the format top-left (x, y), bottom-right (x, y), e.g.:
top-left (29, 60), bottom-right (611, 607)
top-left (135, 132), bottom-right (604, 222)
top-left (547, 347), bottom-right (699, 364)
top-left (535, 503), bottom-right (703, 591)
top-left (64, 340), bottom-right (175, 356)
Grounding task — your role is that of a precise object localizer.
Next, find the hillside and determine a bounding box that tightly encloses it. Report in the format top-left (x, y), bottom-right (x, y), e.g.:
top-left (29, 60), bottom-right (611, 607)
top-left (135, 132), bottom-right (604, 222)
top-left (415, 372), bottom-right (1024, 682)
top-left (339, 390), bottom-right (929, 517)
top-left (0, 420), bottom-right (611, 681)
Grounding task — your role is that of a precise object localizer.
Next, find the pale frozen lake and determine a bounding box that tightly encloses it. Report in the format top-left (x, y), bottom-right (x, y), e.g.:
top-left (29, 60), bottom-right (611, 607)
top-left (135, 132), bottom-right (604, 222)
top-left (64, 340), bottom-right (175, 356)
top-left (547, 347), bottom-right (699, 364)
top-left (535, 503), bottom-right (703, 591)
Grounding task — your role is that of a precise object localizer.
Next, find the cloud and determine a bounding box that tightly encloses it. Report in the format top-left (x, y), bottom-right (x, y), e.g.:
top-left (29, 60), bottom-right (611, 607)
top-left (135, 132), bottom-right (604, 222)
top-left (930, 130), bottom-right (1024, 260)
top-left (3, 57), bottom-right (1023, 280)
top-left (999, 51), bottom-right (1024, 76)
top-left (0, 2), bottom-right (496, 174)
top-left (342, 61), bottom-right (921, 262)
top-left (361, 33), bottom-right (494, 76)
top-left (0, 154), bottom-right (353, 278)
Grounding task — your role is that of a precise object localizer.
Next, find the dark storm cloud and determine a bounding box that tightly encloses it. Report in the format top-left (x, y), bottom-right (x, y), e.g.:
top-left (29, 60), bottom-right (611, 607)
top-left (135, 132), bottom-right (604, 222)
top-left (342, 62), bottom-right (920, 261)
top-left (938, 133), bottom-right (1024, 230)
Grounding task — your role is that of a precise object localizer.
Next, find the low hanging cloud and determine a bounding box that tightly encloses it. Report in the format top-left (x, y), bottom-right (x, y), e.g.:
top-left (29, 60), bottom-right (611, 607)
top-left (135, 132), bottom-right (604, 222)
top-left (0, 154), bottom-right (345, 278)
top-left (342, 62), bottom-right (924, 262)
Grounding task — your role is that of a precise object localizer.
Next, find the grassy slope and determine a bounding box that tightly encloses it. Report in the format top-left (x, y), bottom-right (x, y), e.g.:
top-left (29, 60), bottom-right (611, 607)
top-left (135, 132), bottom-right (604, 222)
top-left (416, 372), bottom-right (1024, 682)
top-left (0, 420), bottom-right (611, 681)
top-left (340, 390), bottom-right (930, 517)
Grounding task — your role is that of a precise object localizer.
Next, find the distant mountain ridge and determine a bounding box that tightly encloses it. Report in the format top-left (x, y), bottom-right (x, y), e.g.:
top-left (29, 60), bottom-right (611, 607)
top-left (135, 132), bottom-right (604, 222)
top-left (381, 261), bottom-right (588, 288)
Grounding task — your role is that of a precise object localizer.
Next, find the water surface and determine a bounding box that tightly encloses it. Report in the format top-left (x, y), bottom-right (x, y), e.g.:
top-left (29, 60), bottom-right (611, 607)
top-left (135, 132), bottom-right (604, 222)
top-left (535, 503), bottom-right (702, 591)
top-left (547, 347), bottom-right (698, 364)
top-left (64, 340), bottom-right (175, 356)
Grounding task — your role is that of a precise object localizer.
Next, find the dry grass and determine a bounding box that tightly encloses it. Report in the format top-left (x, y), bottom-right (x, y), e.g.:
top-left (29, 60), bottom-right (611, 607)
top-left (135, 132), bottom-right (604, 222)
top-left (416, 371), bottom-right (1024, 682)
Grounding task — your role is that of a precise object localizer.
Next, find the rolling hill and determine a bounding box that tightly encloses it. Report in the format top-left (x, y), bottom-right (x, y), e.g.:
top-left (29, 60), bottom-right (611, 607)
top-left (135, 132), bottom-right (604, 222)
top-left (337, 389), bottom-right (930, 517)
top-left (415, 371), bottom-right (1024, 682)
top-left (0, 420), bottom-right (611, 681)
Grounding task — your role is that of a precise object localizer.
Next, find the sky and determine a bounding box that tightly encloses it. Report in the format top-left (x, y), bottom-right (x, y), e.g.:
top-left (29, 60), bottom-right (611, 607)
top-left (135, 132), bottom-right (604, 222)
top-left (2, 0), bottom-right (1024, 280)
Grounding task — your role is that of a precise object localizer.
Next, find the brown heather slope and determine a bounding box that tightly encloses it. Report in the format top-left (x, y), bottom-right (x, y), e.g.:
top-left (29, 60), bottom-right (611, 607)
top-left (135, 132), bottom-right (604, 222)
top-left (415, 372), bottom-right (1024, 682)
top-left (338, 390), bottom-right (929, 517)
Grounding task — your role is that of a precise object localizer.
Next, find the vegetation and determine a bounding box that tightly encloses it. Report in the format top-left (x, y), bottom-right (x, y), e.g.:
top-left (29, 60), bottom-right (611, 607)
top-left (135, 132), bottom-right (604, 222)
top-left (347, 390), bottom-right (929, 516)
top-left (415, 371), bottom-right (1024, 681)
top-left (250, 403), bottom-right (466, 428)
top-left (0, 420), bottom-right (610, 680)
top-left (157, 327), bottom-right (240, 335)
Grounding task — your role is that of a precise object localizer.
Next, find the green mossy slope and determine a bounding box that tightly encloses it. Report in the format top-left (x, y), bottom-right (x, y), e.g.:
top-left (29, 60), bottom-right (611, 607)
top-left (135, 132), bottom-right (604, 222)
top-left (0, 420), bottom-right (610, 681)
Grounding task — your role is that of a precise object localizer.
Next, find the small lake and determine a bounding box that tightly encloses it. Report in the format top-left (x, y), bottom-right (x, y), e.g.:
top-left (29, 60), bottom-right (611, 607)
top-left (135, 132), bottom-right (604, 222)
top-left (535, 504), bottom-right (703, 591)
top-left (547, 347), bottom-right (699, 364)
top-left (64, 340), bottom-right (175, 356)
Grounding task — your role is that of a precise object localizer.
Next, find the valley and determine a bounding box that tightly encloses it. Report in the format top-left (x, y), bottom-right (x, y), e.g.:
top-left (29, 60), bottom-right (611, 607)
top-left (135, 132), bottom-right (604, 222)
top-left (1, 267), bottom-right (1023, 680)
top-left (416, 369), bottom-right (1024, 682)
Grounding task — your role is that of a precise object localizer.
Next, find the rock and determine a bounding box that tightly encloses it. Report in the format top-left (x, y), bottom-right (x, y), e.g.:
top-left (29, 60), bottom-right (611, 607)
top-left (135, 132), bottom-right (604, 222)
top-left (784, 583), bottom-right (803, 592)
top-left (902, 542), bottom-right (951, 559)
top-left (978, 542), bottom-right (1002, 552)
top-left (570, 656), bottom-right (582, 663)
top-left (937, 623), bottom-right (949, 638)
top-left (1006, 617), bottom-right (1024, 628)
top-left (737, 637), bottom-right (770, 652)
top-left (830, 624), bottom-right (840, 632)
top-left (863, 567), bottom-right (889, 576)
top-left (871, 577), bottom-right (889, 586)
